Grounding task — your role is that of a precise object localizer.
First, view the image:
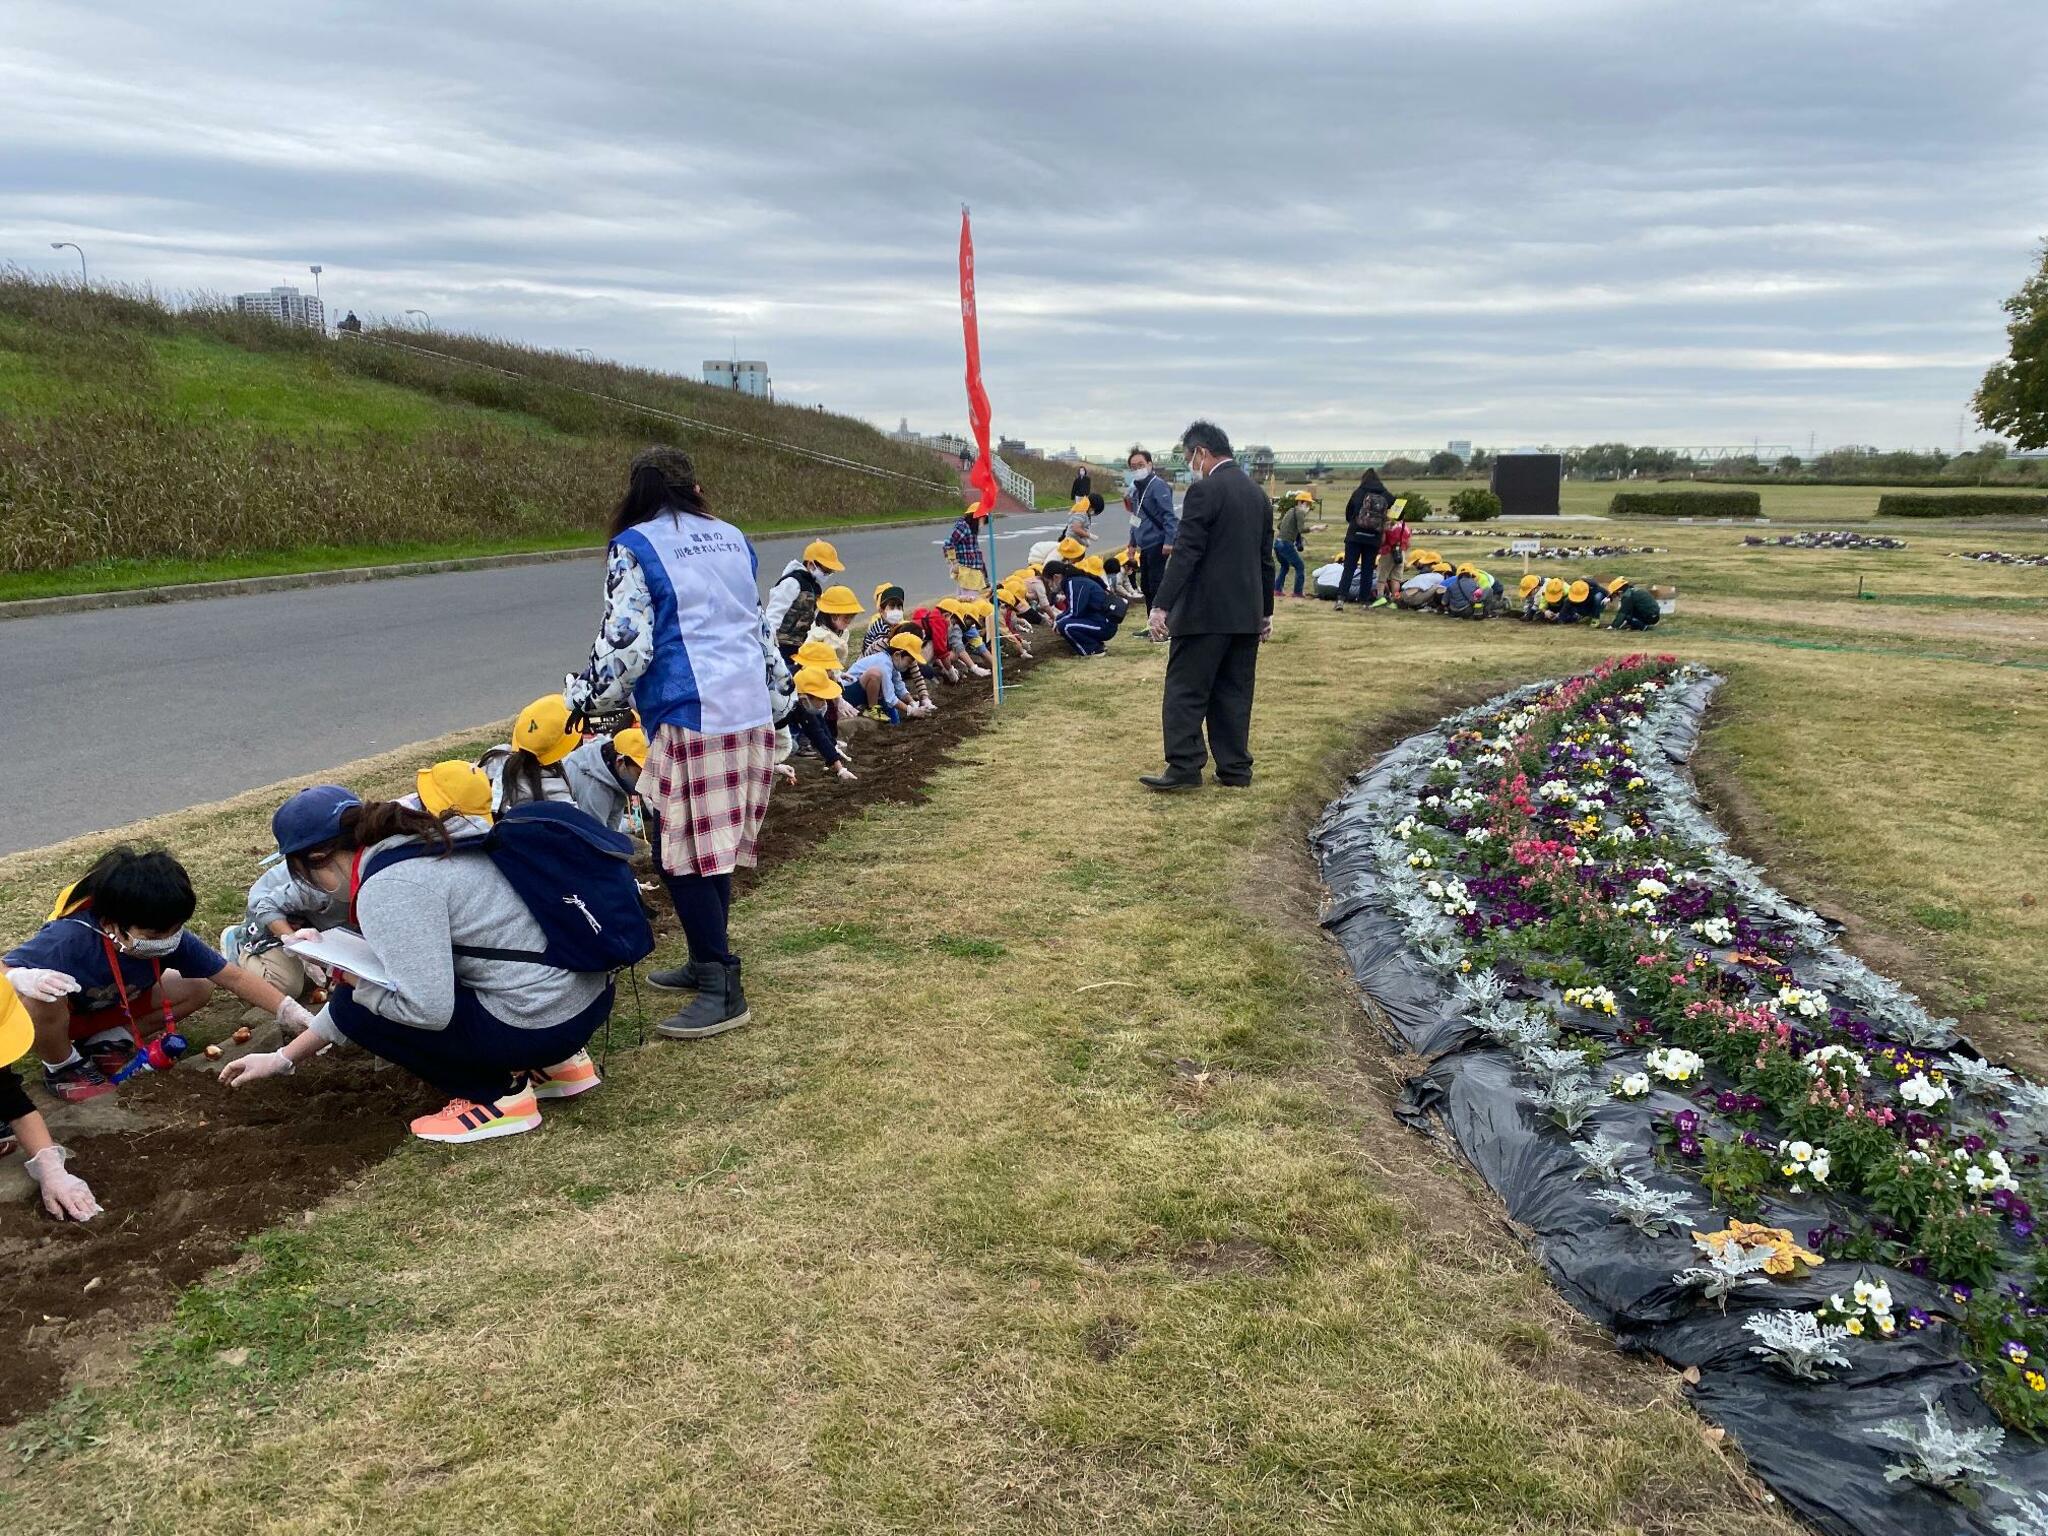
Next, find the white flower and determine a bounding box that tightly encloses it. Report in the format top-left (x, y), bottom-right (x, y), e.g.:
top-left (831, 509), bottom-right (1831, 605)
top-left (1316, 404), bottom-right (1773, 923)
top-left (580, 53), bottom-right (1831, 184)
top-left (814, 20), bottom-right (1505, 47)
top-left (1407, 850), bottom-right (1435, 869)
top-left (1646, 1046), bottom-right (1705, 1085)
top-left (1614, 1072), bottom-right (1651, 1100)
top-left (1690, 916), bottom-right (1734, 945)
top-left (1635, 877), bottom-right (1670, 898)
top-left (1464, 827), bottom-right (1491, 844)
top-left (1802, 1044), bottom-right (1869, 1081)
top-left (1563, 984), bottom-right (1620, 1016)
top-left (1899, 1073), bottom-right (1951, 1109)
top-left (1777, 985), bottom-right (1829, 1019)
top-left (1538, 779), bottom-right (1572, 802)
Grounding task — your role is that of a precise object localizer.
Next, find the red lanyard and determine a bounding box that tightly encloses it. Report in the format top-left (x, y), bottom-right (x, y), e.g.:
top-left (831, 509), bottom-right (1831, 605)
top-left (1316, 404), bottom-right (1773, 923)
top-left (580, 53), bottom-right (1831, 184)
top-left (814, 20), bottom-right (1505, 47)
top-left (345, 848), bottom-right (370, 925)
top-left (98, 932), bottom-right (173, 1045)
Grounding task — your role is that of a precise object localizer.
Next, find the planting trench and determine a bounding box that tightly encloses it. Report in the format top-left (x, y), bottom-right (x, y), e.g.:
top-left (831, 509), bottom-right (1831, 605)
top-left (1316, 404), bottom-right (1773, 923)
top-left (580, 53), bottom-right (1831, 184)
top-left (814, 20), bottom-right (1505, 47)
top-left (0, 649), bottom-right (1056, 1429)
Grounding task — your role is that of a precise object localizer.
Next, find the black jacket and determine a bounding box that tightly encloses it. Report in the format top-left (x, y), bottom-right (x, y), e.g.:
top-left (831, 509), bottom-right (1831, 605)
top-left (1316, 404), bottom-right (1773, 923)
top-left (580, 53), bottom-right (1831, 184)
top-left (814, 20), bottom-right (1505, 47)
top-left (1069, 470), bottom-right (1091, 499)
top-left (1152, 461), bottom-right (1276, 635)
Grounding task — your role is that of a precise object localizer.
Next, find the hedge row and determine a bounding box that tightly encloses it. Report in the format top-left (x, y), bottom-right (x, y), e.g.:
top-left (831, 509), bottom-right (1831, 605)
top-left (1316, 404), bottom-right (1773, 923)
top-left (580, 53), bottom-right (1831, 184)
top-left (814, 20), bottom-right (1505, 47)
top-left (1876, 493), bottom-right (2048, 518)
top-left (1608, 490), bottom-right (1762, 518)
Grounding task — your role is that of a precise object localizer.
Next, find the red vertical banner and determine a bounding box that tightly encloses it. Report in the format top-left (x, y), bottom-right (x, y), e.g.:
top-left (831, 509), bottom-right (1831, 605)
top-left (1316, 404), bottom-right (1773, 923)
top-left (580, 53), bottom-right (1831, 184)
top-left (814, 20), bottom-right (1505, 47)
top-left (959, 207), bottom-right (999, 518)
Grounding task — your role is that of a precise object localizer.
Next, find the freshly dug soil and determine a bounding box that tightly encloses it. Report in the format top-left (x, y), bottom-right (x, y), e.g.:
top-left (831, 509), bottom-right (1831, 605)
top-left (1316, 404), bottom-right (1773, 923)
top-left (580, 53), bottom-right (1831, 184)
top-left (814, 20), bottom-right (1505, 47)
top-left (0, 647), bottom-right (1056, 1429)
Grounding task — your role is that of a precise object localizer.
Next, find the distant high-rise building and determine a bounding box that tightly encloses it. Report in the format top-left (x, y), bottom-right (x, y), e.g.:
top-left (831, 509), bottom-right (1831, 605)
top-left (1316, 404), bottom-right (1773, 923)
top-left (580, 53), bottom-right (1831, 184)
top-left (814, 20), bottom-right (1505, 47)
top-left (1448, 439), bottom-right (1473, 460)
top-left (702, 359), bottom-right (771, 399)
top-left (234, 285), bottom-right (324, 331)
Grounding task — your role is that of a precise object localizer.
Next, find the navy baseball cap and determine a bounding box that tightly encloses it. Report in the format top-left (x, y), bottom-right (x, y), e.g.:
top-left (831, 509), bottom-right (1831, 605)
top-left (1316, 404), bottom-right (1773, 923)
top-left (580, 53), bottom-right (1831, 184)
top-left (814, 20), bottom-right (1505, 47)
top-left (272, 785), bottom-right (362, 856)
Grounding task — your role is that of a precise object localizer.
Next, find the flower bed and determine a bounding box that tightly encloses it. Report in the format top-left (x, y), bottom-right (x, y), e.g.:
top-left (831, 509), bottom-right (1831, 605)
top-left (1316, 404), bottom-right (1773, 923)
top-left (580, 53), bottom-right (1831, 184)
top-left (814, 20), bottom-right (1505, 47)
top-left (1312, 659), bottom-right (2048, 1535)
top-left (1742, 531), bottom-right (1908, 551)
top-left (1486, 543), bottom-right (1667, 561)
top-left (1953, 550), bottom-right (2048, 569)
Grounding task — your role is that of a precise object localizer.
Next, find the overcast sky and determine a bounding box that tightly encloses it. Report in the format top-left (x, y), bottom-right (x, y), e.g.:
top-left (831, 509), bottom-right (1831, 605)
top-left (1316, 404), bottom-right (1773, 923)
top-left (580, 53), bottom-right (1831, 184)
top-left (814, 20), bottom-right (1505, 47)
top-left (4, 0), bottom-right (2045, 455)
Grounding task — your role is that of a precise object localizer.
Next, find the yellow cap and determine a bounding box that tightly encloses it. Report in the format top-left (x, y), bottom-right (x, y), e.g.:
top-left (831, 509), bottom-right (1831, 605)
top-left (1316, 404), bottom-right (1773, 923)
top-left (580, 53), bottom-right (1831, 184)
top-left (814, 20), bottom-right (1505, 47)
top-left (1543, 577), bottom-right (1567, 604)
top-left (1080, 555), bottom-right (1107, 578)
top-left (802, 539), bottom-right (845, 573)
top-left (972, 598), bottom-right (995, 618)
top-left (0, 971), bottom-right (32, 1069)
top-left (416, 760), bottom-right (495, 822)
top-left (888, 632), bottom-right (927, 660)
top-left (1455, 563), bottom-right (1476, 577)
top-left (793, 640), bottom-right (840, 670)
top-left (1518, 574), bottom-right (1540, 598)
top-left (998, 585), bottom-right (1026, 607)
top-left (1409, 549), bottom-right (1439, 568)
top-left (1431, 562), bottom-right (1453, 575)
top-left (792, 666), bottom-right (842, 701)
top-left (936, 597), bottom-right (968, 617)
top-left (611, 727), bottom-right (650, 767)
top-left (1568, 580), bottom-right (1590, 603)
top-left (1056, 537), bottom-right (1085, 562)
top-left (1607, 576), bottom-right (1631, 595)
top-left (816, 585), bottom-right (863, 616)
top-left (515, 694), bottom-right (578, 766)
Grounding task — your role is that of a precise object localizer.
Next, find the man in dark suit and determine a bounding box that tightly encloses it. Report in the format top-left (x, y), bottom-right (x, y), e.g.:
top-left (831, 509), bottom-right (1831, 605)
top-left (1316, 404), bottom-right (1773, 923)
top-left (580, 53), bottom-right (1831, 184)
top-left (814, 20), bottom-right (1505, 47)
top-left (1141, 421), bottom-right (1276, 791)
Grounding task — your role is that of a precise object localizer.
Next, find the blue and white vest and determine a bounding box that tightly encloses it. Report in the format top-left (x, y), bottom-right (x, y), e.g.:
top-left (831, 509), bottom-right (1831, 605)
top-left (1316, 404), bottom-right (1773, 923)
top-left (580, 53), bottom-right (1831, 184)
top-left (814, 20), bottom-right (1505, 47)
top-left (613, 514), bottom-right (774, 735)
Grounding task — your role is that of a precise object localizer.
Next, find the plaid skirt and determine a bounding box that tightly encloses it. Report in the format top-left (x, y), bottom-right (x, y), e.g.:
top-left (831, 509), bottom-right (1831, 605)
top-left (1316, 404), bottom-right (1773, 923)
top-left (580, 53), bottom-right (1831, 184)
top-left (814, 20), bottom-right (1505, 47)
top-left (645, 723), bottom-right (777, 878)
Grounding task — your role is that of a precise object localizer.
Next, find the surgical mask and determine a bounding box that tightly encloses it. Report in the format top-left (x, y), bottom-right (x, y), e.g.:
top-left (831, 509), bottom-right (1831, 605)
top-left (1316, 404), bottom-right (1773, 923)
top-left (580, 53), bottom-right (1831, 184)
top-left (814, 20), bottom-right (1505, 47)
top-left (1130, 466), bottom-right (1148, 482)
top-left (117, 930), bottom-right (181, 958)
top-left (1186, 455), bottom-right (1206, 481)
top-left (883, 606), bottom-right (904, 624)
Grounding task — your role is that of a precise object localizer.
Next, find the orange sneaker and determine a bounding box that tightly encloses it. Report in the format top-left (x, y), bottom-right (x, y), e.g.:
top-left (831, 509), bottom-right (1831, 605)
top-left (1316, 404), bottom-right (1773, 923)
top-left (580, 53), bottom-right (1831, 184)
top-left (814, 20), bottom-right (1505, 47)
top-left (528, 1051), bottom-right (600, 1101)
top-left (409, 1084), bottom-right (541, 1144)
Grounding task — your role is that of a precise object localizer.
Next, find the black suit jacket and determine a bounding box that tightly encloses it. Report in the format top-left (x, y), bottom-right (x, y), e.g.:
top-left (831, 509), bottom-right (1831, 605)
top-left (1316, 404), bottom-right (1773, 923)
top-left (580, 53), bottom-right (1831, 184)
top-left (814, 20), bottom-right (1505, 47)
top-left (1152, 461), bottom-right (1276, 635)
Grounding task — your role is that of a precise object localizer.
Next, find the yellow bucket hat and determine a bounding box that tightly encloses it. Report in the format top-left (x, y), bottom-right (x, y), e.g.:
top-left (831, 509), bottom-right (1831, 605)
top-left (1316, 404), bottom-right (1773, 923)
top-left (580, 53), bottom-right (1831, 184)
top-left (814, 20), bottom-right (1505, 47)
top-left (1606, 576), bottom-right (1631, 596)
top-left (515, 695), bottom-right (578, 765)
top-left (793, 640), bottom-right (840, 669)
top-left (802, 539), bottom-right (845, 573)
top-left (936, 597), bottom-right (968, 617)
top-left (0, 971), bottom-right (32, 1069)
top-left (1543, 578), bottom-right (1567, 604)
top-left (611, 727), bottom-right (650, 767)
top-left (792, 666), bottom-right (842, 701)
top-left (816, 585), bottom-right (863, 616)
top-left (1080, 555), bottom-right (1107, 579)
top-left (417, 759), bottom-right (495, 821)
top-left (1518, 574), bottom-right (1540, 598)
top-left (1568, 580), bottom-right (1590, 603)
top-left (1056, 537), bottom-right (1085, 562)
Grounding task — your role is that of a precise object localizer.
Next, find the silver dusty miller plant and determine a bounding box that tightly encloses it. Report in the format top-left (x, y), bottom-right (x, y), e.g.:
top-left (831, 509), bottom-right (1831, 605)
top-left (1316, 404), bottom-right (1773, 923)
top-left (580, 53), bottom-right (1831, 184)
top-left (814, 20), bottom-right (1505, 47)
top-left (1674, 1239), bottom-right (1776, 1311)
top-left (1530, 1073), bottom-right (1609, 1135)
top-left (1995, 1492), bottom-right (2048, 1536)
top-left (1589, 1174), bottom-right (1695, 1235)
top-left (1872, 1398), bottom-right (2005, 1492)
top-left (2003, 1084), bottom-right (2048, 1144)
top-left (1942, 1053), bottom-right (2016, 1102)
top-left (1571, 1133), bottom-right (1634, 1183)
top-left (1743, 1311), bottom-right (1851, 1381)
top-left (1524, 1044), bottom-right (1595, 1090)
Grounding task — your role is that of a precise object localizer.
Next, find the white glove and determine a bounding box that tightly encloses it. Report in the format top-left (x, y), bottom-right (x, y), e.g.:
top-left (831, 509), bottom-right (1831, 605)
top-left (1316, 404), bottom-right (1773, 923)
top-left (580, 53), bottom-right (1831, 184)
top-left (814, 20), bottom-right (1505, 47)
top-left (5, 967), bottom-right (79, 1004)
top-left (24, 1146), bottom-right (101, 1222)
top-left (833, 762), bottom-right (858, 782)
top-left (276, 997), bottom-right (318, 1037)
top-left (775, 763), bottom-right (798, 784)
top-left (968, 663), bottom-right (991, 678)
top-left (220, 1050), bottom-right (295, 1087)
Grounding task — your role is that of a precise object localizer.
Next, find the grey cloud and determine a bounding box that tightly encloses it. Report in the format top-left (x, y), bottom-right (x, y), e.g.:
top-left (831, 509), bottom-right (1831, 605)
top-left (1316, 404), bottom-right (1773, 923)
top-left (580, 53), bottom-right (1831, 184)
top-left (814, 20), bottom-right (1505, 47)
top-left (2, 0), bottom-right (2044, 453)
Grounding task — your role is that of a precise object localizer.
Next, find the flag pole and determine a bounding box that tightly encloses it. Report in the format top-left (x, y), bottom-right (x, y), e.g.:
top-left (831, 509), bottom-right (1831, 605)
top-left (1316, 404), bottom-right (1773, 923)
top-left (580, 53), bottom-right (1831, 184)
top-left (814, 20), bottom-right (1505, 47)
top-left (959, 202), bottom-right (1002, 706)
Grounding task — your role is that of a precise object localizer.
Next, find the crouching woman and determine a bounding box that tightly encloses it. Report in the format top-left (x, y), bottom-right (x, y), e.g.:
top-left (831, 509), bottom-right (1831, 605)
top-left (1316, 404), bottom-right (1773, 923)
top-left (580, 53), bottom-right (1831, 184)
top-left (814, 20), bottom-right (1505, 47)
top-left (221, 797), bottom-right (610, 1144)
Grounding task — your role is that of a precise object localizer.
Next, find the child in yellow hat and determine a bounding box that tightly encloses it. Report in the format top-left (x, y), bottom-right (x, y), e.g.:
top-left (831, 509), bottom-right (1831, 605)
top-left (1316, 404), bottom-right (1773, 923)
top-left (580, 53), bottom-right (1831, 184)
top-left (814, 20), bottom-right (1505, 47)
top-left (478, 693), bottom-right (580, 813)
top-left (1538, 576), bottom-right (1569, 622)
top-left (1516, 572), bottom-right (1543, 620)
top-left (1558, 578), bottom-right (1606, 625)
top-left (788, 666), bottom-right (857, 781)
top-left (806, 585), bottom-right (865, 666)
top-left (0, 974), bottom-right (102, 1221)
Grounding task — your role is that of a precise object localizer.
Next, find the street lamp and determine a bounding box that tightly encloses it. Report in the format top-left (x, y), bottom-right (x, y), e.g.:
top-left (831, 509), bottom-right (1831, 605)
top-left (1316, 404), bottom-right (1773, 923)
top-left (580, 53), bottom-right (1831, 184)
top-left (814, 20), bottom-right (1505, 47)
top-left (404, 308), bottom-right (430, 329)
top-left (50, 241), bottom-right (86, 285)
top-left (308, 264), bottom-right (322, 299)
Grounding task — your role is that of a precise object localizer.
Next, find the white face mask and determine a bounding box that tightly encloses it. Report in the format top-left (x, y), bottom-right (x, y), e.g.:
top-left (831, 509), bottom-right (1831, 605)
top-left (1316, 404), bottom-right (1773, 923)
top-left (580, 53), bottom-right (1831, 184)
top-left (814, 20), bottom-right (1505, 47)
top-left (1129, 465), bottom-right (1148, 481)
top-left (883, 606), bottom-right (903, 624)
top-left (117, 930), bottom-right (181, 958)
top-left (1186, 453), bottom-right (1207, 481)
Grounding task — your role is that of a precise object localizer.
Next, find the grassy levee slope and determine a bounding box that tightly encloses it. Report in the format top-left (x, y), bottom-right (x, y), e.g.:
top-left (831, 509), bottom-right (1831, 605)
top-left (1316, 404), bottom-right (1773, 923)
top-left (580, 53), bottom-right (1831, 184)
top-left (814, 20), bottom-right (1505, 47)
top-left (0, 273), bottom-right (953, 593)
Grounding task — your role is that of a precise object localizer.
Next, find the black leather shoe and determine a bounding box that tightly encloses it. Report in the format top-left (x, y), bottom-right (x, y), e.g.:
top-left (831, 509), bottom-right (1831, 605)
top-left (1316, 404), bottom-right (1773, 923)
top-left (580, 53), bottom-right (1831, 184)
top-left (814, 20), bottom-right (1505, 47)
top-left (1214, 775), bottom-right (1252, 788)
top-left (1139, 772), bottom-right (1202, 792)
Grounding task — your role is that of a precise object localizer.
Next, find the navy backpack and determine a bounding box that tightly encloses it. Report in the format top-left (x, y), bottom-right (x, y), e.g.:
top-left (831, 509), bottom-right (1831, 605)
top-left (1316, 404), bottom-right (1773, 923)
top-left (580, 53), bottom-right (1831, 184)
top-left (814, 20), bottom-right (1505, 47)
top-left (364, 801), bottom-right (654, 974)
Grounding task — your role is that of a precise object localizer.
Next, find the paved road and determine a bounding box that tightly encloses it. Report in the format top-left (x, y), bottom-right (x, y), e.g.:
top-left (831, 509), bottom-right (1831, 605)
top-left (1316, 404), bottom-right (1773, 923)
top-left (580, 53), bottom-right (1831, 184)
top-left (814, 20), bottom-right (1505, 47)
top-left (0, 514), bottom-right (1081, 855)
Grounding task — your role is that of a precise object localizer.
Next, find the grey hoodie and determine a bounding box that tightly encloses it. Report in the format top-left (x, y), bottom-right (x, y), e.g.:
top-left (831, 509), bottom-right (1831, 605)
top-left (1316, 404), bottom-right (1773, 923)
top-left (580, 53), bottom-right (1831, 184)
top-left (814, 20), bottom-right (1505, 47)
top-left (242, 861), bottom-right (350, 939)
top-left (559, 738), bottom-right (631, 832)
top-left (476, 744), bottom-right (574, 814)
top-left (310, 814), bottom-right (608, 1040)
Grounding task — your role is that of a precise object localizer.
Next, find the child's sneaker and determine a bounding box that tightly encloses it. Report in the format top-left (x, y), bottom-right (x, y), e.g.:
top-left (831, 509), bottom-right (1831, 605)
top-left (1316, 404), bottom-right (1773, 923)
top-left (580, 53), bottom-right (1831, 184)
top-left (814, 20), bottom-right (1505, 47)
top-left (43, 1056), bottom-right (115, 1103)
top-left (1371, 597), bottom-right (1391, 609)
top-left (409, 1084), bottom-right (541, 1143)
top-left (528, 1051), bottom-right (600, 1101)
